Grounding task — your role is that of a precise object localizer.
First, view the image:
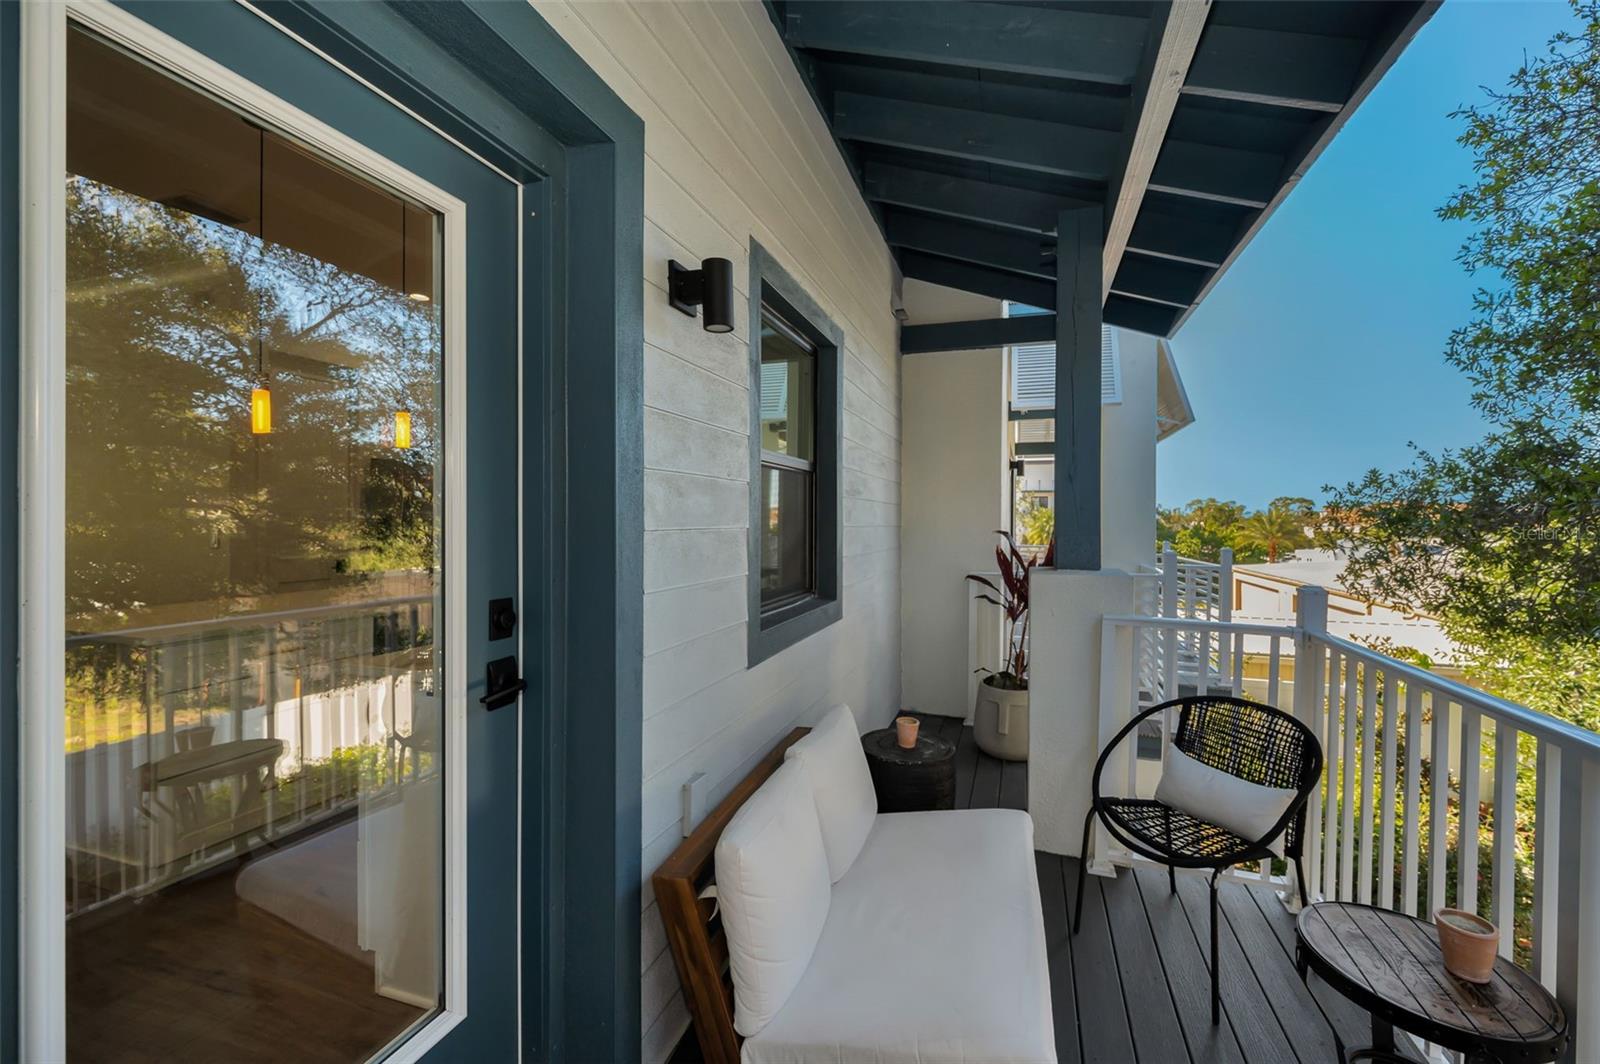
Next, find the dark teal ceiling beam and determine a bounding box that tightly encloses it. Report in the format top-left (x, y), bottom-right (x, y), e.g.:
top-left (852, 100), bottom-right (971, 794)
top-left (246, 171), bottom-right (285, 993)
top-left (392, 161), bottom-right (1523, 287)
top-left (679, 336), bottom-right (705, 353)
top-left (1109, 253), bottom-right (1213, 309)
top-left (1184, 25), bottom-right (1364, 112)
top-left (1126, 203), bottom-right (1244, 266)
top-left (1103, 294), bottom-right (1183, 337)
top-left (833, 93), bottom-right (1117, 181)
top-left (883, 209), bottom-right (1055, 280)
top-left (782, 1), bottom-right (1147, 86)
top-left (898, 250), bottom-right (1055, 309)
top-left (816, 58), bottom-right (1127, 133)
top-left (901, 314), bottom-right (1057, 355)
top-left (1054, 206), bottom-right (1103, 571)
top-left (863, 163), bottom-right (1089, 234)
top-left (1148, 139), bottom-right (1281, 208)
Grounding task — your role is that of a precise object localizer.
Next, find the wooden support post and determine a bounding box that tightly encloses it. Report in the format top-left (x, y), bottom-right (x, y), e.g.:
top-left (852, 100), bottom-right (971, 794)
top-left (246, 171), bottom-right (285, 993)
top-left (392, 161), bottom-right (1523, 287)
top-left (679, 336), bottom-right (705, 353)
top-left (1054, 206), bottom-right (1103, 570)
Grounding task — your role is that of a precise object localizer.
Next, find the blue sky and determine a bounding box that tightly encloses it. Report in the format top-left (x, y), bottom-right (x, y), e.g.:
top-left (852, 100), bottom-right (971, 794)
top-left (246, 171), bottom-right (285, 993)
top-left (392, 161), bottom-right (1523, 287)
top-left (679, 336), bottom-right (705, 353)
top-left (1157, 0), bottom-right (1578, 511)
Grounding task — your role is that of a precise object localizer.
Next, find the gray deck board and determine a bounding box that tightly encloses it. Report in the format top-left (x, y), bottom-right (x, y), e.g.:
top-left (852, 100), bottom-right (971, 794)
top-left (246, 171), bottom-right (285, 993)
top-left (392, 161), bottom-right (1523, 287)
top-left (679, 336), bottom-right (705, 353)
top-left (1036, 851), bottom-right (1084, 1064)
top-left (1072, 871), bottom-right (1140, 1063)
top-left (1172, 870), bottom-right (1300, 1063)
top-left (1131, 866), bottom-right (1249, 1064)
top-left (1099, 859), bottom-right (1191, 1064)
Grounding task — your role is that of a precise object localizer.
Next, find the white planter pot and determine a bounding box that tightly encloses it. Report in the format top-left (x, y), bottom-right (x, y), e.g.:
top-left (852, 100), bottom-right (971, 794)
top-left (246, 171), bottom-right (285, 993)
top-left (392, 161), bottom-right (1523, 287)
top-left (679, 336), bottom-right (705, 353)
top-left (973, 678), bottom-right (1030, 762)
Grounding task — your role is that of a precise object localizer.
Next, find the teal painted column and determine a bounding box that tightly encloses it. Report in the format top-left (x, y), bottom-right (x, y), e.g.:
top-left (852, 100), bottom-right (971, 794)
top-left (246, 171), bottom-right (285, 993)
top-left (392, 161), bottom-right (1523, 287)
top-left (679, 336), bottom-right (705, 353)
top-left (1053, 206), bottom-right (1103, 570)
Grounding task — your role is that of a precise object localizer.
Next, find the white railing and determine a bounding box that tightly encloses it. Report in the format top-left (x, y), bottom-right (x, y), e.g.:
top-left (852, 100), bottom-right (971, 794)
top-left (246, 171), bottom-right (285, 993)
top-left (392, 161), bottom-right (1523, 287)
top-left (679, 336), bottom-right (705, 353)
top-left (1155, 544), bottom-right (1234, 692)
top-left (1097, 588), bottom-right (1600, 1060)
top-left (966, 571), bottom-right (1008, 722)
top-left (64, 597), bottom-right (438, 916)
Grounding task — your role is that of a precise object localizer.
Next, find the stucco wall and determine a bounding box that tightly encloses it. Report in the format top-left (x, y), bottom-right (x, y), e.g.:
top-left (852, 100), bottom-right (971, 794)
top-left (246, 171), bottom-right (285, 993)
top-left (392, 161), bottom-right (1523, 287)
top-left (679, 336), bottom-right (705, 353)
top-left (1102, 329), bottom-right (1158, 571)
top-left (898, 281), bottom-right (1009, 722)
top-left (529, 3), bottom-right (903, 1058)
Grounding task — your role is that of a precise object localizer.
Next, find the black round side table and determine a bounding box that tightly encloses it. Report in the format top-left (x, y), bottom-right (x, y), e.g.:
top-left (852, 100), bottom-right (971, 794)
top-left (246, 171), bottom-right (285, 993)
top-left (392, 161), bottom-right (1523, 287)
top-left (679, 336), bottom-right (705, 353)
top-left (1295, 901), bottom-right (1567, 1064)
top-left (861, 727), bottom-right (956, 812)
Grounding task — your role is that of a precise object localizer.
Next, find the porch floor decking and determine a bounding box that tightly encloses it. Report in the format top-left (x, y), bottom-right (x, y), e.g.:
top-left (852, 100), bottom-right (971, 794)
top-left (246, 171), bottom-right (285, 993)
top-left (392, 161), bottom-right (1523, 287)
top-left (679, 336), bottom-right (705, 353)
top-left (915, 712), bottom-right (1410, 1064)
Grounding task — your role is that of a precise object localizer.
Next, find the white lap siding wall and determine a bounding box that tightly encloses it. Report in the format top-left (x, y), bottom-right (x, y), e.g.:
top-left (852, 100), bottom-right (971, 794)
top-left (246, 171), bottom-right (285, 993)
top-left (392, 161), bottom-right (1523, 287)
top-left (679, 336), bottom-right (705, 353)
top-left (530, 2), bottom-right (903, 1058)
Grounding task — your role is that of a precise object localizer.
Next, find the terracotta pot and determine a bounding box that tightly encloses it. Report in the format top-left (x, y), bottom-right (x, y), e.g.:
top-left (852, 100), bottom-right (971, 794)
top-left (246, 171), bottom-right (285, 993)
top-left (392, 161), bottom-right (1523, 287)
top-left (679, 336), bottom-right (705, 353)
top-left (1435, 908), bottom-right (1498, 984)
top-left (973, 677), bottom-right (1029, 761)
top-left (895, 715), bottom-right (920, 748)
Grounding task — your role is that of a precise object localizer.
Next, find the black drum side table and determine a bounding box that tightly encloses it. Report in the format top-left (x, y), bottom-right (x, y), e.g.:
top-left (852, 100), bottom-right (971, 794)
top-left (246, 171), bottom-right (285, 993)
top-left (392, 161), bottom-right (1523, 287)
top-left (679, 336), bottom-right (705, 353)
top-left (861, 728), bottom-right (956, 812)
top-left (1295, 901), bottom-right (1567, 1064)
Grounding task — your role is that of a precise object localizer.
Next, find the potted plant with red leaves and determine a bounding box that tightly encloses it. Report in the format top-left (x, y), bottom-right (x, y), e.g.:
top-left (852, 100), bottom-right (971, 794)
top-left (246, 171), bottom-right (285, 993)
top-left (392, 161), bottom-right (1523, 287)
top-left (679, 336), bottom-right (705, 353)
top-left (966, 532), bottom-right (1054, 761)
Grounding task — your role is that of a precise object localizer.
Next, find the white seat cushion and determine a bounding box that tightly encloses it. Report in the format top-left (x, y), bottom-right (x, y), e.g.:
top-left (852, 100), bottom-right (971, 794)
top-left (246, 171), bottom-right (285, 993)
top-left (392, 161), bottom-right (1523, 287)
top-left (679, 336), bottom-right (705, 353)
top-left (1154, 744), bottom-right (1297, 857)
top-left (742, 809), bottom-right (1056, 1064)
top-left (717, 758), bottom-right (833, 1037)
top-left (783, 704), bottom-right (878, 881)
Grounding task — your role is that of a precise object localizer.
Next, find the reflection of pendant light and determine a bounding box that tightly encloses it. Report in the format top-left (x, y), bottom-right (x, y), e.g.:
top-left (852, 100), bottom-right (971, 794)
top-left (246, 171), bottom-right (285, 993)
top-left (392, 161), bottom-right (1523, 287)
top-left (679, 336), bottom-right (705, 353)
top-left (252, 387), bottom-right (273, 435)
top-left (409, 203), bottom-right (435, 302)
top-left (394, 204), bottom-right (414, 447)
top-left (250, 128), bottom-right (271, 435)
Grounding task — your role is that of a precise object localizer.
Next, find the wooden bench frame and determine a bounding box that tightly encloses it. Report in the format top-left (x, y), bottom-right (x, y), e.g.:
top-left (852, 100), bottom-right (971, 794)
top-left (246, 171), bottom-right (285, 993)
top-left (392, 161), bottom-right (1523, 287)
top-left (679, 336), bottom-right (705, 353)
top-left (651, 727), bottom-right (810, 1064)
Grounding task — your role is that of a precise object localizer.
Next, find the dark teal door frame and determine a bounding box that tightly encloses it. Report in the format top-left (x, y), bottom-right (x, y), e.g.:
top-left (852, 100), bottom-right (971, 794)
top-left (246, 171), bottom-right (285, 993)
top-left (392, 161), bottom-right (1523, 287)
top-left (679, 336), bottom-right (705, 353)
top-left (0, 2), bottom-right (644, 1060)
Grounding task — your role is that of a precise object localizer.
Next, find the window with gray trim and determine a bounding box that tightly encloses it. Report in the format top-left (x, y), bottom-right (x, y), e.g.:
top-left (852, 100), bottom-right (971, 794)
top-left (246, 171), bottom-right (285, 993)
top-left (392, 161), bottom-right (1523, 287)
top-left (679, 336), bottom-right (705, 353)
top-left (747, 241), bottom-right (841, 666)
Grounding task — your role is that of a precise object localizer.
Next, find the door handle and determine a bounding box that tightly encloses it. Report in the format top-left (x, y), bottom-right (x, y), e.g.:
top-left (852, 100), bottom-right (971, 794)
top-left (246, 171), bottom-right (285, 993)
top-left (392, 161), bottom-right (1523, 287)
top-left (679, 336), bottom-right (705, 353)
top-left (480, 655), bottom-right (525, 711)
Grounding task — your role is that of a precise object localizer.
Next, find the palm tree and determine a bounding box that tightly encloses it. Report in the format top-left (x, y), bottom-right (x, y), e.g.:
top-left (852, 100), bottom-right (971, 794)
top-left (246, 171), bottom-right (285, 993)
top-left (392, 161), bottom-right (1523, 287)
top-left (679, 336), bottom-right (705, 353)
top-left (1240, 503), bottom-right (1308, 563)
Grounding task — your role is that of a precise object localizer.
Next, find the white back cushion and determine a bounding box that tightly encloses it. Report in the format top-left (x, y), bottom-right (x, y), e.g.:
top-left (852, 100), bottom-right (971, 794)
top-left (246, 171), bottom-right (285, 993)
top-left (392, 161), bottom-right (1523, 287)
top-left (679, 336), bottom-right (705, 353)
top-left (1153, 744), bottom-right (1297, 858)
top-left (716, 758), bottom-right (832, 1036)
top-left (784, 704), bottom-right (878, 881)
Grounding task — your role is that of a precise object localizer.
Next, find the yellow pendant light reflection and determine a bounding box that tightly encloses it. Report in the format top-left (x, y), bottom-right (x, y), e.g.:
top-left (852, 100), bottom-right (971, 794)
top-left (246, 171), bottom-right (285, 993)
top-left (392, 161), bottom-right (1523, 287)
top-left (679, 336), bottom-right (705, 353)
top-left (393, 410), bottom-right (412, 449)
top-left (251, 386), bottom-right (272, 435)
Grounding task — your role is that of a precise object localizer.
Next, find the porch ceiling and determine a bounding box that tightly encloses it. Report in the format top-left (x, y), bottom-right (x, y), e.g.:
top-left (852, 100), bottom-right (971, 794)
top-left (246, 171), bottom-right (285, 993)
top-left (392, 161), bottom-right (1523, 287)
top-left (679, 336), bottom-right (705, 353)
top-left (769, 0), bottom-right (1438, 337)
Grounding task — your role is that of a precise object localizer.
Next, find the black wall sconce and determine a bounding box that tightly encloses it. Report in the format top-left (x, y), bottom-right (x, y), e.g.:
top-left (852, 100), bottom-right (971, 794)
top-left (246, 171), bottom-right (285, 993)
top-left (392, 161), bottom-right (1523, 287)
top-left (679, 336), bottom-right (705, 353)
top-left (668, 257), bottom-right (734, 333)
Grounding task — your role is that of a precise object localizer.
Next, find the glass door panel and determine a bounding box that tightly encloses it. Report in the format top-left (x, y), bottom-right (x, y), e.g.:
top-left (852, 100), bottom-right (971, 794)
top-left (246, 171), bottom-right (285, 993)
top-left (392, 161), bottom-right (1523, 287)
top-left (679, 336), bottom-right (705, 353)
top-left (64, 26), bottom-right (445, 1061)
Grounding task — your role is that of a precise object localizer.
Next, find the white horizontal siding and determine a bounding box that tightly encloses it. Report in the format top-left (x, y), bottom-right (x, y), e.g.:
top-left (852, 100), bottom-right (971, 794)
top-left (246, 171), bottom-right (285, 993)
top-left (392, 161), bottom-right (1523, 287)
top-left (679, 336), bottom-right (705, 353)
top-left (531, 2), bottom-right (903, 1057)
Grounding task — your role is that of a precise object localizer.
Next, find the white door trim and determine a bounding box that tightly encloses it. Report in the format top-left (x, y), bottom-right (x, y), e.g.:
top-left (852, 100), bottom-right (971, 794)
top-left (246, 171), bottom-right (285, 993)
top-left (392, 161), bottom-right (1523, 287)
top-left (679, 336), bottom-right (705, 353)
top-left (19, 2), bottom-right (480, 1059)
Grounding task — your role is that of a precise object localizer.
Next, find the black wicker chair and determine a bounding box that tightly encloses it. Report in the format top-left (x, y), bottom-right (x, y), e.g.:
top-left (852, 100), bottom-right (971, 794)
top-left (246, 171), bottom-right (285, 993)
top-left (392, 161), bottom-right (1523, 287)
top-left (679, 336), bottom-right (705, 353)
top-left (1073, 695), bottom-right (1323, 1025)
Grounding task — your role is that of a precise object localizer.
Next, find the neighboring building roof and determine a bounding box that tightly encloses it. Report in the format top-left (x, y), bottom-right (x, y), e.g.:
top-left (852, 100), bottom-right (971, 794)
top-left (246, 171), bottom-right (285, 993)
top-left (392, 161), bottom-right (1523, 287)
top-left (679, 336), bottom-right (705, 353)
top-left (1234, 548), bottom-right (1356, 593)
top-left (1155, 339), bottom-right (1194, 440)
top-left (1232, 549), bottom-right (1461, 664)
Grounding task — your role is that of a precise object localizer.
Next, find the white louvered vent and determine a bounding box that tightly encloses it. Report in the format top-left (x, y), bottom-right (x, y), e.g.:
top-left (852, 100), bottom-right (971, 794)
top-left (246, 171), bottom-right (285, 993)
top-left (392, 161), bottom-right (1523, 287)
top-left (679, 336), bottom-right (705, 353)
top-left (1007, 324), bottom-right (1121, 409)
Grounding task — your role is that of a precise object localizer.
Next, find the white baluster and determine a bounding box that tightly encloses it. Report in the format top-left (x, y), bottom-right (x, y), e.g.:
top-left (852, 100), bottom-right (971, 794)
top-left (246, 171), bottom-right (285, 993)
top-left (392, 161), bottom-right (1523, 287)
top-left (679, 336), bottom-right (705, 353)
top-left (1358, 662), bottom-right (1377, 905)
top-left (1429, 693), bottom-right (1452, 918)
top-left (1378, 669), bottom-right (1399, 911)
top-left (1402, 682), bottom-right (1422, 916)
top-left (1490, 723), bottom-right (1517, 958)
top-left (1458, 706), bottom-right (1482, 916)
top-left (1323, 649), bottom-right (1342, 901)
top-left (1533, 740), bottom-right (1559, 990)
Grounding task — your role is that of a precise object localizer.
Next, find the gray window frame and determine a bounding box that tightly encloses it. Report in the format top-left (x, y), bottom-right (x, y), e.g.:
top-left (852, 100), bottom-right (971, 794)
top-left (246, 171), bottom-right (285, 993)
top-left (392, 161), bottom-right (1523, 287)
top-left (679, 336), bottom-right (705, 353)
top-left (747, 239), bottom-right (842, 666)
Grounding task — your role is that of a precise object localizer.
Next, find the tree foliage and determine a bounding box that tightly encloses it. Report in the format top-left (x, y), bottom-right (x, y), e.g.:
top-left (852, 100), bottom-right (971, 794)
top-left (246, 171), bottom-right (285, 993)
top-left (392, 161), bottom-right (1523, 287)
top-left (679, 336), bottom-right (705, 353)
top-left (1157, 496), bottom-right (1317, 564)
top-left (1324, 2), bottom-right (1600, 644)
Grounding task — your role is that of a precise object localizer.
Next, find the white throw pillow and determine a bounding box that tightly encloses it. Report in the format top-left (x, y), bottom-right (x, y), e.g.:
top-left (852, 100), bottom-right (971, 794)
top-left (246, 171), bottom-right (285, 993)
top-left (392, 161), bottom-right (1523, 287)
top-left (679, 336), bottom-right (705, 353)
top-left (716, 758), bottom-right (833, 1037)
top-left (783, 704), bottom-right (878, 881)
top-left (1153, 744), bottom-right (1297, 858)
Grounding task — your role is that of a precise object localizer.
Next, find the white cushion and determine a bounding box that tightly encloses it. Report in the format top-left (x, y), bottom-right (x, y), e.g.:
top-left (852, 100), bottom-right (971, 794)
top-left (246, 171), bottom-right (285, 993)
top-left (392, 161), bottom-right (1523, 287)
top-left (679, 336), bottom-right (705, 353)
top-left (716, 759), bottom-right (833, 1037)
top-left (742, 809), bottom-right (1056, 1064)
top-left (1154, 744), bottom-right (1297, 857)
top-left (783, 704), bottom-right (878, 881)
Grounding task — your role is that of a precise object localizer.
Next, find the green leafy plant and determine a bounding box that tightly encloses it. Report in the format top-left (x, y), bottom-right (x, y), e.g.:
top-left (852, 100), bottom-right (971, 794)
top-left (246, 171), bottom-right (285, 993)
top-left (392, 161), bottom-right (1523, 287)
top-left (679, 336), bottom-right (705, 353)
top-left (966, 531), bottom-right (1054, 690)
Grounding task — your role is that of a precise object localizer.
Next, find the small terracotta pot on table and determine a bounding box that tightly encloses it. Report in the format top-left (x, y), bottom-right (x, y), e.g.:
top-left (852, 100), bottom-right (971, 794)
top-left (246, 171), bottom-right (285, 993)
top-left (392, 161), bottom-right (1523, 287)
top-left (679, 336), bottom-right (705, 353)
top-left (1434, 908), bottom-right (1499, 984)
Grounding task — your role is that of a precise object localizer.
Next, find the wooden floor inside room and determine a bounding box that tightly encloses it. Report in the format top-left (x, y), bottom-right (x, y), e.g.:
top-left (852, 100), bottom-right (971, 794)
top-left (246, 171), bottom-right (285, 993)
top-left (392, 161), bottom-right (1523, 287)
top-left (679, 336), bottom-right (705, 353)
top-left (66, 856), bottom-right (424, 1064)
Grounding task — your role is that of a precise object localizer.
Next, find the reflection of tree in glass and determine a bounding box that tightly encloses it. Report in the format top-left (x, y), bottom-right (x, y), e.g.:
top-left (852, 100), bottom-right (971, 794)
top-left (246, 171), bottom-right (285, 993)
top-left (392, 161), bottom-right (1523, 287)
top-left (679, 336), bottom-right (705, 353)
top-left (66, 176), bottom-right (440, 629)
